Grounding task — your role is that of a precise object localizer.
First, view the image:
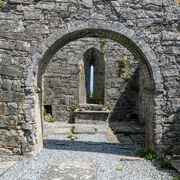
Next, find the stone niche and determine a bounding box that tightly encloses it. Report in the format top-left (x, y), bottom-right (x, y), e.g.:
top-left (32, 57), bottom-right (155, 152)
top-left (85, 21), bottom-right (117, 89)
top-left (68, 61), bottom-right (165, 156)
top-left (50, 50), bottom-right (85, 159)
top-left (43, 37), bottom-right (139, 122)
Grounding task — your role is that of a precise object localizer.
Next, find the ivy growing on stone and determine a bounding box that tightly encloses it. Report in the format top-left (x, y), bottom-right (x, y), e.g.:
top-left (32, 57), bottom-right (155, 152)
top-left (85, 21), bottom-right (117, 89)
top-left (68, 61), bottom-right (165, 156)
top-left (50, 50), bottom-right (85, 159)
top-left (101, 39), bottom-right (107, 46)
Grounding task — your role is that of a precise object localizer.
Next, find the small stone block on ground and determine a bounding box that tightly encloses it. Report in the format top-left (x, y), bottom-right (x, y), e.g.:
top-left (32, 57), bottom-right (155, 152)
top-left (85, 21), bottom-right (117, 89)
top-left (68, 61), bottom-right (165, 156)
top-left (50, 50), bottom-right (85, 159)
top-left (0, 161), bottom-right (17, 176)
top-left (110, 122), bottom-right (145, 134)
top-left (40, 162), bottom-right (97, 180)
top-left (74, 126), bottom-right (96, 134)
top-left (51, 127), bottom-right (70, 134)
top-left (121, 156), bottom-right (143, 161)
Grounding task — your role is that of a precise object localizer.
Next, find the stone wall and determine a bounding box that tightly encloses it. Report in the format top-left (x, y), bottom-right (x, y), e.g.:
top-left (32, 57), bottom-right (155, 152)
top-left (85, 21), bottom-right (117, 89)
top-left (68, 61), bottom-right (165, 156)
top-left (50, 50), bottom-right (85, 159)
top-left (0, 0), bottom-right (179, 165)
top-left (43, 38), bottom-right (138, 122)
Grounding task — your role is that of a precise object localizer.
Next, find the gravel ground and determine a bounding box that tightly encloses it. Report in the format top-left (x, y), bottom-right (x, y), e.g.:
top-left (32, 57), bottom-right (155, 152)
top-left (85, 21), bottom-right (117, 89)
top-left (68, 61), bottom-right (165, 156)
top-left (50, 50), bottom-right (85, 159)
top-left (1, 124), bottom-right (179, 180)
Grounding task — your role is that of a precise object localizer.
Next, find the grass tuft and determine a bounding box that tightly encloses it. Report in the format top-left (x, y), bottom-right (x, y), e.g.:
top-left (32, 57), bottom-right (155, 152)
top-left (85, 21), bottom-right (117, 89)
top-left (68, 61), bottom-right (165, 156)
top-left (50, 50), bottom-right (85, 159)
top-left (137, 149), bottom-right (154, 160)
top-left (70, 125), bottom-right (76, 133)
top-left (115, 167), bottom-right (123, 172)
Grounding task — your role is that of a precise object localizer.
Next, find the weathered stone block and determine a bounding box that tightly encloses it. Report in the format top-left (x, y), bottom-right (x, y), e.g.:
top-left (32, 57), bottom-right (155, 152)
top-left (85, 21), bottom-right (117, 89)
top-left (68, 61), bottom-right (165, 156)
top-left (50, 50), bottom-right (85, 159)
top-left (26, 23), bottom-right (49, 35)
top-left (141, 0), bottom-right (162, 6)
top-left (171, 98), bottom-right (180, 112)
top-left (0, 66), bottom-right (21, 78)
top-left (58, 98), bottom-right (66, 105)
top-left (0, 103), bottom-right (6, 115)
top-left (0, 92), bottom-right (24, 102)
top-left (24, 10), bottom-right (42, 20)
top-left (2, 79), bottom-right (12, 91)
top-left (53, 87), bottom-right (68, 95)
top-left (15, 41), bottom-right (30, 52)
top-left (41, 162), bottom-right (97, 180)
top-left (21, 122), bottom-right (32, 130)
top-left (9, 0), bottom-right (22, 3)
top-left (6, 116), bottom-right (17, 126)
top-left (82, 0), bottom-right (93, 8)
top-left (0, 52), bottom-right (14, 65)
top-left (74, 110), bottom-right (110, 122)
top-left (0, 148), bottom-right (12, 155)
top-left (8, 105), bottom-right (17, 115)
top-left (12, 80), bottom-right (21, 92)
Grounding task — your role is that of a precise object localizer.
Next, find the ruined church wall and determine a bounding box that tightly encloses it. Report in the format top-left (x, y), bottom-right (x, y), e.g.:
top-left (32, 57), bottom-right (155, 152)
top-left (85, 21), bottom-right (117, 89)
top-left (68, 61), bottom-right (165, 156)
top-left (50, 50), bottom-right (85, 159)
top-left (0, 0), bottom-right (179, 157)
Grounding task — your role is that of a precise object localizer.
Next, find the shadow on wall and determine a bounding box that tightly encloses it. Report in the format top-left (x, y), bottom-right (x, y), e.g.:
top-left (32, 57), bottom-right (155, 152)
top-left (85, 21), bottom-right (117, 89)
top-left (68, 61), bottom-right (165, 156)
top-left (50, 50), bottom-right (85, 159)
top-left (170, 107), bottom-right (180, 173)
top-left (109, 67), bottom-right (140, 122)
top-left (151, 107), bottom-right (180, 173)
top-left (166, 107), bottom-right (180, 158)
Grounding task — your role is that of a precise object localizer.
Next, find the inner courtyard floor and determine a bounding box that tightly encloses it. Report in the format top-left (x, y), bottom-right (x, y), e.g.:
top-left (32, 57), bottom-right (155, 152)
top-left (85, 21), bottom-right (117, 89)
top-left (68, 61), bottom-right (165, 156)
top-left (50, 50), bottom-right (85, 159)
top-left (0, 121), bottom-right (179, 180)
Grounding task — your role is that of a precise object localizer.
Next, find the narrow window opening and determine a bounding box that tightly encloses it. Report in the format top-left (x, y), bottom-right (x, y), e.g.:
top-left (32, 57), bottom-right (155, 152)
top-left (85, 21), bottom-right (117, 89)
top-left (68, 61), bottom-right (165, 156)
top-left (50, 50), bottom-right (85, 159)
top-left (83, 48), bottom-right (105, 104)
top-left (90, 65), bottom-right (94, 98)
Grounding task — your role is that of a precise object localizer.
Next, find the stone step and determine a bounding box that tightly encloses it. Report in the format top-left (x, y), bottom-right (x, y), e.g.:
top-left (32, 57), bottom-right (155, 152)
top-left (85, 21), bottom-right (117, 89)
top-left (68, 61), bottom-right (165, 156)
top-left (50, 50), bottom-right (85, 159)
top-left (74, 110), bottom-right (110, 123)
top-left (45, 126), bottom-right (96, 134)
top-left (74, 126), bottom-right (96, 134)
top-left (109, 121), bottom-right (145, 134)
top-left (40, 162), bottom-right (97, 180)
top-left (75, 119), bottom-right (108, 124)
top-left (43, 123), bottom-right (97, 134)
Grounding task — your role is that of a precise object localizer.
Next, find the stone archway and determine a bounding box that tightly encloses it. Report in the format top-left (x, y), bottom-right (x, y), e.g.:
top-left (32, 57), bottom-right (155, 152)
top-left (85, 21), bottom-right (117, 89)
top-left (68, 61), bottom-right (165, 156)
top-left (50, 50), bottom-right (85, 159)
top-left (25, 20), bottom-right (162, 155)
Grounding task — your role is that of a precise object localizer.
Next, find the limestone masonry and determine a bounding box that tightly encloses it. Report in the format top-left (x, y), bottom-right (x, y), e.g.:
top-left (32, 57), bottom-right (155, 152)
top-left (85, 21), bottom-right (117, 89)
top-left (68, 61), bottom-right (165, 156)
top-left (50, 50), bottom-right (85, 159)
top-left (0, 0), bottom-right (179, 172)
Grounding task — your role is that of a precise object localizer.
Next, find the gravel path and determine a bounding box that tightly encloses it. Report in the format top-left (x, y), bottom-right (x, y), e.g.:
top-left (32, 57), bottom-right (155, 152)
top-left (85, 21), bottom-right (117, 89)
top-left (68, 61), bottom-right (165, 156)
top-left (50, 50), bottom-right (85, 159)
top-left (1, 123), bottom-right (179, 180)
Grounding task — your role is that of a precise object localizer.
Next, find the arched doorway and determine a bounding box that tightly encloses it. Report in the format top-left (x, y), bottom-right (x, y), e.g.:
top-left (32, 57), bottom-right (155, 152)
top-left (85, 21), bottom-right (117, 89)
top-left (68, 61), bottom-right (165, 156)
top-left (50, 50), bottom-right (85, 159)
top-left (25, 20), bottom-right (162, 155)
